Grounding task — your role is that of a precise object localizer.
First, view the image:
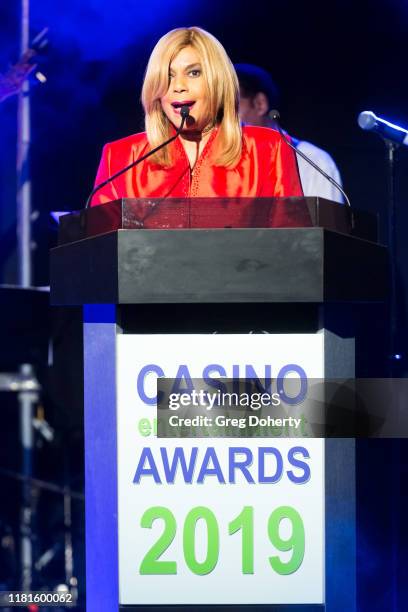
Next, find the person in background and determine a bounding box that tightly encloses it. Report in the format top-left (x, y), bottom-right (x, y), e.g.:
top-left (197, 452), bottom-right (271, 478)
top-left (235, 63), bottom-right (344, 203)
top-left (91, 28), bottom-right (302, 205)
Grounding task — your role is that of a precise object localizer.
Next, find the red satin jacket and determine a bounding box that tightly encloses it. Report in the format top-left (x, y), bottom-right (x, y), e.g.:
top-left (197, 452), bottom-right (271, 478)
top-left (90, 125), bottom-right (303, 205)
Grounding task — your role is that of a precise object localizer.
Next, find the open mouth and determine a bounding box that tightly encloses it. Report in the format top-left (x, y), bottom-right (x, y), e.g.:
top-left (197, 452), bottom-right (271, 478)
top-left (171, 101), bottom-right (195, 110)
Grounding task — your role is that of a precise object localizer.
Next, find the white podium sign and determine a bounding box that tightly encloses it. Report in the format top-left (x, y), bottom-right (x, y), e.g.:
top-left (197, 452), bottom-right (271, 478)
top-left (116, 334), bottom-right (325, 606)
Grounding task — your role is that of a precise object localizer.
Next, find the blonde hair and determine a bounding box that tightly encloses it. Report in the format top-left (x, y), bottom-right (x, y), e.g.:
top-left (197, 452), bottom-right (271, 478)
top-left (141, 27), bottom-right (242, 167)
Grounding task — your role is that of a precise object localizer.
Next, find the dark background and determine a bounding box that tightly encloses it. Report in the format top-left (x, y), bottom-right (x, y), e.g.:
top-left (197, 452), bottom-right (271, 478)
top-left (0, 0), bottom-right (408, 609)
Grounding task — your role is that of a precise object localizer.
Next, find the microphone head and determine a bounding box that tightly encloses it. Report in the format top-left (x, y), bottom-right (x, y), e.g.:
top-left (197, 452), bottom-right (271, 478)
top-left (358, 111), bottom-right (377, 130)
top-left (180, 105), bottom-right (190, 119)
top-left (269, 109), bottom-right (280, 122)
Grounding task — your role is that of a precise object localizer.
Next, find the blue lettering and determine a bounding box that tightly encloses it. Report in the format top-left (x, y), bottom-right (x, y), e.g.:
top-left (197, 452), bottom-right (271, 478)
top-left (172, 365), bottom-right (194, 395)
top-left (245, 365), bottom-right (272, 394)
top-left (137, 364), bottom-right (165, 405)
top-left (133, 448), bottom-right (161, 483)
top-left (287, 446), bottom-right (310, 484)
top-left (203, 364), bottom-right (228, 394)
top-left (258, 447), bottom-right (283, 483)
top-left (197, 447), bottom-right (225, 483)
top-left (228, 447), bottom-right (255, 483)
top-left (132, 445), bottom-right (311, 486)
top-left (160, 447), bottom-right (198, 484)
top-left (232, 365), bottom-right (241, 395)
top-left (277, 364), bottom-right (308, 405)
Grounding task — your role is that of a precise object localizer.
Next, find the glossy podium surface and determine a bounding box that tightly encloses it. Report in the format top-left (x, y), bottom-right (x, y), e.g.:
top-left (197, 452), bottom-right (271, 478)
top-left (57, 197), bottom-right (377, 244)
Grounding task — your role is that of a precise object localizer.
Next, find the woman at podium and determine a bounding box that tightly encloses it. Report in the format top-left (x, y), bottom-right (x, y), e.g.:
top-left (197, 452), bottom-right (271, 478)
top-left (90, 27), bottom-right (302, 205)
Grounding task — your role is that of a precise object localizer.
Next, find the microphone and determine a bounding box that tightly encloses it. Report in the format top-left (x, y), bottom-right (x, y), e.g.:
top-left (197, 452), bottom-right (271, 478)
top-left (85, 105), bottom-right (191, 208)
top-left (269, 109), bottom-right (351, 208)
top-left (358, 111), bottom-right (408, 146)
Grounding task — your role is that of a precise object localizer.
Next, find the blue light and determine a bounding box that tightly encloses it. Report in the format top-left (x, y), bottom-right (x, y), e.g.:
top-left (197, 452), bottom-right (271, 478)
top-left (31, 0), bottom-right (201, 61)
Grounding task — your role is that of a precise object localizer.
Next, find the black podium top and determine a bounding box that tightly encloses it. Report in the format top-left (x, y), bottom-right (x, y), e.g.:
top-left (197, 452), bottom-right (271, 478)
top-left (51, 227), bottom-right (387, 305)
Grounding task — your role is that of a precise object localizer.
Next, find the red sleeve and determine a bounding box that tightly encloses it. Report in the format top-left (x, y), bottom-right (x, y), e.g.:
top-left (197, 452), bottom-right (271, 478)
top-left (260, 133), bottom-right (303, 197)
top-left (90, 143), bottom-right (119, 207)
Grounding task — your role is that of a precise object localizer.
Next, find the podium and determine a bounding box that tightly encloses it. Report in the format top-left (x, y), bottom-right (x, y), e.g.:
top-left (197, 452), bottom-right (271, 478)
top-left (51, 198), bottom-right (388, 612)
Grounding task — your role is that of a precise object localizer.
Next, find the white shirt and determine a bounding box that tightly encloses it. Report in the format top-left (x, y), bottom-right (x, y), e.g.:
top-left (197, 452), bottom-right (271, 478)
top-left (295, 140), bottom-right (344, 203)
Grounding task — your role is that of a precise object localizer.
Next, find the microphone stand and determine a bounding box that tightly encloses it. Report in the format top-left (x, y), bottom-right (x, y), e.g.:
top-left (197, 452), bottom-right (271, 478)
top-left (269, 110), bottom-right (351, 208)
top-left (85, 108), bottom-right (189, 208)
top-left (384, 138), bottom-right (400, 372)
top-left (383, 138), bottom-right (401, 612)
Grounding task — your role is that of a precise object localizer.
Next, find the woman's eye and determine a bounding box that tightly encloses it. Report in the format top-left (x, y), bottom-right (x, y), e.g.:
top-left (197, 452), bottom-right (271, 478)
top-left (189, 69), bottom-right (201, 77)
